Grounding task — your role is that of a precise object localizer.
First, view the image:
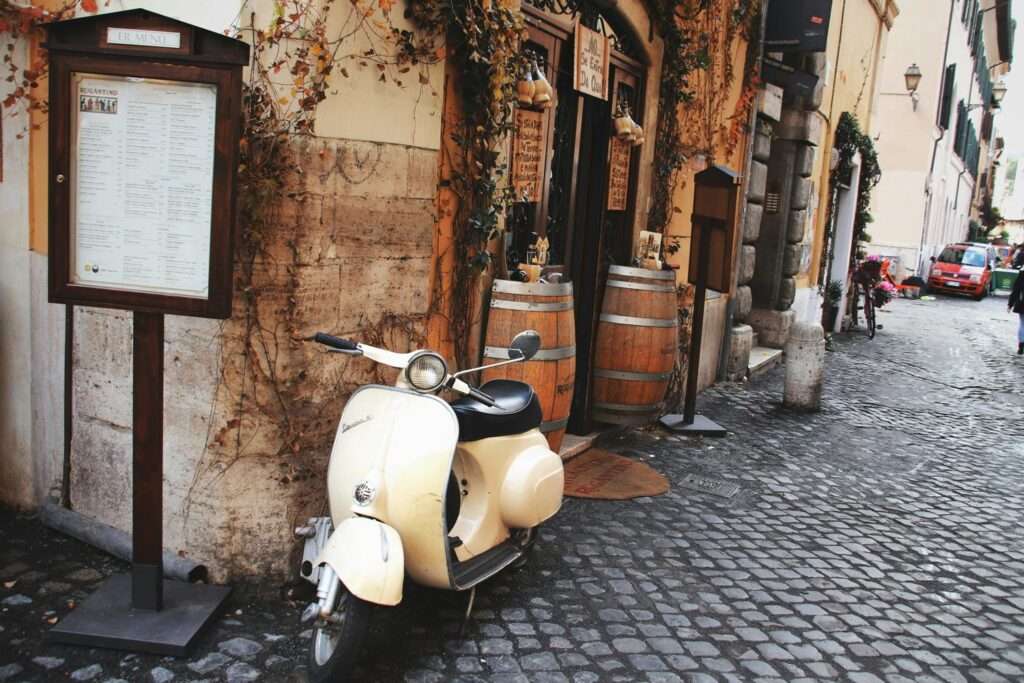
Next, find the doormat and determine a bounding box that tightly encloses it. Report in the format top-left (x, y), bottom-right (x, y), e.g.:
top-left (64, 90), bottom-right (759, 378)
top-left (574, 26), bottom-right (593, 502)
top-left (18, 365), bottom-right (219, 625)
top-left (563, 448), bottom-right (669, 500)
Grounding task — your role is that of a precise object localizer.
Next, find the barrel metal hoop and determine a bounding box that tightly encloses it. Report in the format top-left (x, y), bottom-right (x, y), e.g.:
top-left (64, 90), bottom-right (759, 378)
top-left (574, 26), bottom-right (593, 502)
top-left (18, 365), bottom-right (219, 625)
top-left (599, 313), bottom-right (677, 328)
top-left (594, 368), bottom-right (672, 382)
top-left (607, 265), bottom-right (676, 281)
top-left (484, 345), bottom-right (576, 361)
top-left (540, 417), bottom-right (569, 433)
top-left (592, 401), bottom-right (663, 413)
top-left (591, 411), bottom-right (658, 426)
top-left (491, 299), bottom-right (574, 312)
top-left (606, 280), bottom-right (677, 293)
top-left (491, 280), bottom-right (574, 296)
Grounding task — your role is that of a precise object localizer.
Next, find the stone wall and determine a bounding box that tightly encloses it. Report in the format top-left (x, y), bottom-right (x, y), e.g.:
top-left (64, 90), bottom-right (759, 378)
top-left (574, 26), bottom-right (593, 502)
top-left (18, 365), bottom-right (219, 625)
top-left (68, 137), bottom-right (440, 581)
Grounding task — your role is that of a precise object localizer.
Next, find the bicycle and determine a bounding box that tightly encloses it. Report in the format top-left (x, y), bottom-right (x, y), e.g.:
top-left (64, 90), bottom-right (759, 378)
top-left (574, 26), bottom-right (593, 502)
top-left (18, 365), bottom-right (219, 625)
top-left (852, 259), bottom-right (882, 339)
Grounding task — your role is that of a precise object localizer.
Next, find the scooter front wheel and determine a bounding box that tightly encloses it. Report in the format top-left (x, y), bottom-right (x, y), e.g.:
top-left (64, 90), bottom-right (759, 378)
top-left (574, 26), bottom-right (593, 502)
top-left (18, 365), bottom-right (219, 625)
top-left (307, 584), bottom-right (372, 683)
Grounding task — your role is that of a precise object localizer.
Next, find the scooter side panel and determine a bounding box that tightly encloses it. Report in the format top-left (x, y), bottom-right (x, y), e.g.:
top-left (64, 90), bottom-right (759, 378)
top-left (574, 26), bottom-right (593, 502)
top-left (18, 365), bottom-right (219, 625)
top-left (326, 386), bottom-right (458, 590)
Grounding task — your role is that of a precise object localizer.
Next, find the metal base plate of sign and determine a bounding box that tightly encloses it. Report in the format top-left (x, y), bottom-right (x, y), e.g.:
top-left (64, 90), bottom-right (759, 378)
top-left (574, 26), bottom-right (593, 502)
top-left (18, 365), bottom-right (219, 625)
top-left (659, 413), bottom-right (728, 437)
top-left (48, 574), bottom-right (230, 656)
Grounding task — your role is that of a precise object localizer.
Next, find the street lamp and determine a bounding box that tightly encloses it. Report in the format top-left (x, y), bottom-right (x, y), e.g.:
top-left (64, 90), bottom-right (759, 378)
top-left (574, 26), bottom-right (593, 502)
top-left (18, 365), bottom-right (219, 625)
top-left (905, 63), bottom-right (922, 110)
top-left (992, 79), bottom-right (1008, 107)
top-left (904, 63), bottom-right (923, 93)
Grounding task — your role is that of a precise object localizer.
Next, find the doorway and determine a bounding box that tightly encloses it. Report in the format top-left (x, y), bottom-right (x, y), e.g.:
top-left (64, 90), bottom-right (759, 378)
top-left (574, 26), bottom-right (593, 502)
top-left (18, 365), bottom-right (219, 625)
top-left (508, 1), bottom-right (648, 434)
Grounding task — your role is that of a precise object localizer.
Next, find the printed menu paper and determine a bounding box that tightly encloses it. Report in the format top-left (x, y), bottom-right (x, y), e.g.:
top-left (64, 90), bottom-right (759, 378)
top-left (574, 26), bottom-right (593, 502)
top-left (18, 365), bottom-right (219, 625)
top-left (72, 74), bottom-right (217, 298)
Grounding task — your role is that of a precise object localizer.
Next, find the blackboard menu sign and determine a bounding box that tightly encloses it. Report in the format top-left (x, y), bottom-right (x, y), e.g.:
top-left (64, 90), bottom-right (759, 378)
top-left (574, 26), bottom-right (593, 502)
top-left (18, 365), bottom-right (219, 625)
top-left (607, 137), bottom-right (631, 211)
top-left (512, 108), bottom-right (544, 203)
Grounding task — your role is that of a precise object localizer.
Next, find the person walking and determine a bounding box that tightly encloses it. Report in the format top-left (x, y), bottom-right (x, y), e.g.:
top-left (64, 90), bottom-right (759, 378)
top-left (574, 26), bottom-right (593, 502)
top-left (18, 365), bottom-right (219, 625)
top-left (1010, 269), bottom-right (1024, 355)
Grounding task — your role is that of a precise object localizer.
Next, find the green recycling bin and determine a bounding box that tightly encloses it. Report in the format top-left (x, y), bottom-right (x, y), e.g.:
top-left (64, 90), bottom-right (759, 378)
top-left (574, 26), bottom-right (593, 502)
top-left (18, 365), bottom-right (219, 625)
top-left (993, 268), bottom-right (1020, 292)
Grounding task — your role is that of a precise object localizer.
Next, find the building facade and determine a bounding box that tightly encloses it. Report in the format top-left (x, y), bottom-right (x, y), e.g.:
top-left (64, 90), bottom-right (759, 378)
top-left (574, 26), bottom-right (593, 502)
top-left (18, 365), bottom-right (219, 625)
top-left (871, 0), bottom-right (1013, 278)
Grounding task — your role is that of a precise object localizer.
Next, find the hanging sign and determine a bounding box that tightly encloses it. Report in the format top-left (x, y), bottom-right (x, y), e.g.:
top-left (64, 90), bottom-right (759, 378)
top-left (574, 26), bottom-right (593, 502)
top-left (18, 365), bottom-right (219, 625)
top-left (573, 23), bottom-right (609, 100)
top-left (607, 136), bottom-right (631, 211)
top-left (512, 108), bottom-right (544, 203)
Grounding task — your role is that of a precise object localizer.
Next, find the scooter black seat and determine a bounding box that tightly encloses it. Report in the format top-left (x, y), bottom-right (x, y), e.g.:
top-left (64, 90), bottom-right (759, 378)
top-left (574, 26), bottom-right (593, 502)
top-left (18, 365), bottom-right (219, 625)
top-left (451, 380), bottom-right (543, 442)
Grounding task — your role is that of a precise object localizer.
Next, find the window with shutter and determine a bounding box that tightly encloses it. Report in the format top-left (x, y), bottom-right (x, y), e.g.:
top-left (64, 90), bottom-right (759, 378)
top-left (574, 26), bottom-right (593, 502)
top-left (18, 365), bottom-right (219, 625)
top-left (938, 64), bottom-right (956, 129)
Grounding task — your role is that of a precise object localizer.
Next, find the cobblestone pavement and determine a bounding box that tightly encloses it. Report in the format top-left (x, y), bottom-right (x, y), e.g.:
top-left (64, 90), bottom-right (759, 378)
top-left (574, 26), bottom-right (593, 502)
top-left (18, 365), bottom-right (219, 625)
top-left (2, 292), bottom-right (1023, 682)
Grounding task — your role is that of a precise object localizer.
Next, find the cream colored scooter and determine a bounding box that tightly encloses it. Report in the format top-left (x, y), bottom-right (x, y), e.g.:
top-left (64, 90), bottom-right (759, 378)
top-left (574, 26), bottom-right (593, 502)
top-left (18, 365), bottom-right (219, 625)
top-left (294, 329), bottom-right (564, 682)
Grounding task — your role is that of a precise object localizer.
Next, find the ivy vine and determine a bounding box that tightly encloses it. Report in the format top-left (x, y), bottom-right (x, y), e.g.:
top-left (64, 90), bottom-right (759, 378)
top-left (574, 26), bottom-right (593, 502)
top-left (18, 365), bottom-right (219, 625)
top-left (831, 111), bottom-right (881, 254)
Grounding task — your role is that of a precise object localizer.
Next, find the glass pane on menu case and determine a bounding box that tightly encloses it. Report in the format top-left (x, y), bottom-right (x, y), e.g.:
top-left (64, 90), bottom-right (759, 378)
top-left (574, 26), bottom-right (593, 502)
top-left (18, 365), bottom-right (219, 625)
top-left (70, 73), bottom-right (217, 299)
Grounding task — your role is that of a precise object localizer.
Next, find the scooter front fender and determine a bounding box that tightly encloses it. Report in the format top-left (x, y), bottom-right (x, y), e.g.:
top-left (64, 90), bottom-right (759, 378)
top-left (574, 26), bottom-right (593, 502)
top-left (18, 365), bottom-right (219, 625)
top-left (316, 517), bottom-right (404, 606)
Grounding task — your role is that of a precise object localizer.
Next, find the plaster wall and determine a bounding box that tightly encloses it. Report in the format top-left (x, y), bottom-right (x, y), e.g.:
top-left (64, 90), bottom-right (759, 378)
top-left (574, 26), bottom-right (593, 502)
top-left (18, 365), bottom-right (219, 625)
top-left (0, 42), bottom-right (34, 507)
top-left (872, 0), bottom-right (988, 275)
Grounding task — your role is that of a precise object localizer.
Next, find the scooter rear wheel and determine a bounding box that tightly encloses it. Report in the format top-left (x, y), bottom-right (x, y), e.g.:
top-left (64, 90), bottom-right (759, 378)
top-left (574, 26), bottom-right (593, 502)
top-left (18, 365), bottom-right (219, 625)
top-left (307, 585), bottom-right (372, 683)
top-left (510, 527), bottom-right (540, 570)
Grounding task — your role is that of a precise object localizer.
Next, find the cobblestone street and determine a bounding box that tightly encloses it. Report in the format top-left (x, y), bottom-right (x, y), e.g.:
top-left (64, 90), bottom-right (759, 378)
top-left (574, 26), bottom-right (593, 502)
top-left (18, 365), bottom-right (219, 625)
top-left (2, 292), bottom-right (1023, 683)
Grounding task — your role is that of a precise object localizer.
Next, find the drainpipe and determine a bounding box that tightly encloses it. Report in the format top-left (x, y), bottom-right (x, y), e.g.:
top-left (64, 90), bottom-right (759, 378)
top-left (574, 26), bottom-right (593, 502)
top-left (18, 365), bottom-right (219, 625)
top-left (917, 0), bottom-right (957, 273)
top-left (716, 0), bottom-right (770, 382)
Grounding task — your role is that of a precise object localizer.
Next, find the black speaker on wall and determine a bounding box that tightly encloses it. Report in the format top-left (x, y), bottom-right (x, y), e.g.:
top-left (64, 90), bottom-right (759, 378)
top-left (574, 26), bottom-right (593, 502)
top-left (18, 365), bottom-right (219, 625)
top-left (765, 0), bottom-right (833, 53)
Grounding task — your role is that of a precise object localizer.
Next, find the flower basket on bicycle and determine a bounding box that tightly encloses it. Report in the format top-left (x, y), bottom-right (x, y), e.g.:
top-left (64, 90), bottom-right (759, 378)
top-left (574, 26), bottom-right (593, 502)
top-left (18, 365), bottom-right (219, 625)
top-left (854, 259), bottom-right (882, 286)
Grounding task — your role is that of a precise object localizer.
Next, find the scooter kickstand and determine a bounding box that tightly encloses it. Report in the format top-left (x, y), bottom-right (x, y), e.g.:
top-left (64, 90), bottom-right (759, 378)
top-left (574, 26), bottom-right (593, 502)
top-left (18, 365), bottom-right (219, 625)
top-left (459, 586), bottom-right (477, 637)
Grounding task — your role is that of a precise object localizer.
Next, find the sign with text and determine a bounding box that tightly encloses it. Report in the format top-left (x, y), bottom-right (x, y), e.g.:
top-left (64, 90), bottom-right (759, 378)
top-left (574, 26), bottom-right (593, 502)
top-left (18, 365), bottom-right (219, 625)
top-left (512, 108), bottom-right (545, 203)
top-left (45, 9), bottom-right (248, 318)
top-left (607, 137), bottom-right (631, 211)
top-left (72, 74), bottom-right (216, 299)
top-left (573, 23), bottom-right (609, 100)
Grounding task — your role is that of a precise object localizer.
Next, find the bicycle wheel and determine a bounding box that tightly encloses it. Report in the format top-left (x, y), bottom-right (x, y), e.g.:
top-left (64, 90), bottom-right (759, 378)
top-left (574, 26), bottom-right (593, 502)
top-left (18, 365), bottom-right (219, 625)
top-left (864, 286), bottom-right (876, 339)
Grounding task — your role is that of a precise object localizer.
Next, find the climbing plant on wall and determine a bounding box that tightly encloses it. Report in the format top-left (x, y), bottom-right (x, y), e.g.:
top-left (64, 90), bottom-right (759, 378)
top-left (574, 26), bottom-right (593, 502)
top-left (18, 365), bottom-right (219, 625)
top-left (831, 111), bottom-right (881, 255)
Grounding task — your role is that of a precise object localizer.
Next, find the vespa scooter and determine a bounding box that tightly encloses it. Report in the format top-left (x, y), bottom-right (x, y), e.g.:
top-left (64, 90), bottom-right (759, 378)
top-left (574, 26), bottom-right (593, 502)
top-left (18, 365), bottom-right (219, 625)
top-left (294, 329), bottom-right (564, 681)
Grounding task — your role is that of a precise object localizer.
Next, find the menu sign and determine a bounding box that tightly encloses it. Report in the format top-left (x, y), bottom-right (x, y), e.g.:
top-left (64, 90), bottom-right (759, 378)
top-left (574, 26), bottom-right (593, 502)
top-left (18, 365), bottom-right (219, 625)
top-left (512, 108), bottom-right (544, 203)
top-left (607, 137), bottom-right (631, 211)
top-left (71, 74), bottom-right (216, 299)
top-left (573, 23), bottom-right (609, 100)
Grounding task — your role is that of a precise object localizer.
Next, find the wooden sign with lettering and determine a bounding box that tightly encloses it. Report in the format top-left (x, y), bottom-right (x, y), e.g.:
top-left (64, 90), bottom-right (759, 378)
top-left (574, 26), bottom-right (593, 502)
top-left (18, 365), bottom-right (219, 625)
top-left (512, 108), bottom-right (545, 203)
top-left (607, 137), bottom-right (631, 211)
top-left (573, 23), bottom-right (609, 100)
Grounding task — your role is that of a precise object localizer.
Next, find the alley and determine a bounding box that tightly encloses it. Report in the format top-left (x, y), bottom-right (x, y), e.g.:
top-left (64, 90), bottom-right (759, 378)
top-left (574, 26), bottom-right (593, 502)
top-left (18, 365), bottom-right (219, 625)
top-left (2, 292), bottom-right (1023, 683)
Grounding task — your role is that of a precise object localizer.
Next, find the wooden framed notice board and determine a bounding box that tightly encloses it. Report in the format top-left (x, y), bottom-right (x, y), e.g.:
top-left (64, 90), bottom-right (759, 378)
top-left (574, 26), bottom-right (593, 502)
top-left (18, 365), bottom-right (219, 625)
top-left (43, 9), bottom-right (248, 657)
top-left (46, 10), bottom-right (247, 319)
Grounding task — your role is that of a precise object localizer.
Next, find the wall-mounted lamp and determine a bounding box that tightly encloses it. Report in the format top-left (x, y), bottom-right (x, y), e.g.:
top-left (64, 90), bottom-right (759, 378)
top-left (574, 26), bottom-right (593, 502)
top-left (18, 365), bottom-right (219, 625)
top-left (905, 63), bottom-right (922, 111)
top-left (992, 79), bottom-right (1008, 107)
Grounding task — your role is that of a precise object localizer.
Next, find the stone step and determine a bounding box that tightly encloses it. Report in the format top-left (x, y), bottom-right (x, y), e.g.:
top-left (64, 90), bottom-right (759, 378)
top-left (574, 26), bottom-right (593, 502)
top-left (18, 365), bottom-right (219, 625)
top-left (748, 345), bottom-right (783, 380)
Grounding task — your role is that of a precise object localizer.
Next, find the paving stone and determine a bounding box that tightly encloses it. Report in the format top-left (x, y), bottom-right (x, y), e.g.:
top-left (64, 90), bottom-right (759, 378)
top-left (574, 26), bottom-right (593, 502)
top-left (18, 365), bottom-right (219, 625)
top-left (226, 661), bottom-right (261, 682)
top-left (0, 664), bottom-right (23, 681)
top-left (32, 656), bottom-right (65, 669)
top-left (219, 637), bottom-right (263, 658)
top-left (188, 652), bottom-right (232, 675)
top-left (1, 594), bottom-right (31, 606)
top-left (149, 667), bottom-right (175, 683)
top-left (70, 664), bottom-right (103, 681)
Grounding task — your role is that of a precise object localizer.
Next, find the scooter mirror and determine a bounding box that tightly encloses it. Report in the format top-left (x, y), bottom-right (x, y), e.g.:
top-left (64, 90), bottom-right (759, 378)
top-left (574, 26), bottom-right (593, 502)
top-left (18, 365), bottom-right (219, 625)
top-left (509, 330), bottom-right (542, 361)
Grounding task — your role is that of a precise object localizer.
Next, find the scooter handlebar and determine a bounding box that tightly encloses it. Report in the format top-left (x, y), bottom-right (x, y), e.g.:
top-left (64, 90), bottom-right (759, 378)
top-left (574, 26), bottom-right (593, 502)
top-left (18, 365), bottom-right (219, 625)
top-left (468, 386), bottom-right (499, 408)
top-left (314, 332), bottom-right (358, 351)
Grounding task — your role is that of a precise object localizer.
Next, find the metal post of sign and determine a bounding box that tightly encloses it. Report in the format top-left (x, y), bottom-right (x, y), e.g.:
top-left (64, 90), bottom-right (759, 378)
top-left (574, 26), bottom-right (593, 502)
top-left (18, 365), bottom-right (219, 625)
top-left (48, 312), bottom-right (231, 656)
top-left (660, 220), bottom-right (728, 437)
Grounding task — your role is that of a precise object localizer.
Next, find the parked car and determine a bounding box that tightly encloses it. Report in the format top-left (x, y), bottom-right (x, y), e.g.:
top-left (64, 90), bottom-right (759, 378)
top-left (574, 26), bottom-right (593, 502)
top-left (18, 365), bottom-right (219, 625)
top-left (927, 242), bottom-right (996, 300)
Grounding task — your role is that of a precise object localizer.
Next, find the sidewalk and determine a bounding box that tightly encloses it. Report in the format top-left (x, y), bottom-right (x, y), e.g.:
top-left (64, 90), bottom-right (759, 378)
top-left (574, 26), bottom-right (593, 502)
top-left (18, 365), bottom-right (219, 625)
top-left (2, 293), bottom-right (1023, 682)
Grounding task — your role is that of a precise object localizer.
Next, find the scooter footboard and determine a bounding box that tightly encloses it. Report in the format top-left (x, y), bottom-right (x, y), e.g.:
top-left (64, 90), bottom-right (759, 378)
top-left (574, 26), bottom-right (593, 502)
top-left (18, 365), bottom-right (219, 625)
top-left (316, 517), bottom-right (404, 606)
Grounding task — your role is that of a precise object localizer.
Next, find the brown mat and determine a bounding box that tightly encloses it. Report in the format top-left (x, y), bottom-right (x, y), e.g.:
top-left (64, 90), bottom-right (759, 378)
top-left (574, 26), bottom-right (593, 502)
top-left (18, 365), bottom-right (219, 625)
top-left (563, 448), bottom-right (670, 500)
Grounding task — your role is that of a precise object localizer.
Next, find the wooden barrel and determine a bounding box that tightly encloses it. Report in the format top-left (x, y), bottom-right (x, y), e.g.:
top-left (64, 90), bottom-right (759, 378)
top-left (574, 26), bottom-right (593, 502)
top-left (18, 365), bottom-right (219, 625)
top-left (591, 265), bottom-right (678, 425)
top-left (481, 280), bottom-right (576, 451)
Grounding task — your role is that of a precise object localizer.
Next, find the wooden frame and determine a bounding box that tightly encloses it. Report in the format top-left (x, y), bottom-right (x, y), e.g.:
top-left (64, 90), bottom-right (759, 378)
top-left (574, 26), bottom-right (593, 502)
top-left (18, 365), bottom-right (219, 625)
top-left (45, 11), bottom-right (246, 319)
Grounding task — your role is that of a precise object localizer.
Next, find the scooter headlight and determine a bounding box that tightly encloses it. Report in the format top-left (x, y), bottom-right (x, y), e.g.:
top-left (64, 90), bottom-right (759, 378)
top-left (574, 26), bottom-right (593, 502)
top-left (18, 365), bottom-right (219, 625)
top-left (406, 352), bottom-right (448, 392)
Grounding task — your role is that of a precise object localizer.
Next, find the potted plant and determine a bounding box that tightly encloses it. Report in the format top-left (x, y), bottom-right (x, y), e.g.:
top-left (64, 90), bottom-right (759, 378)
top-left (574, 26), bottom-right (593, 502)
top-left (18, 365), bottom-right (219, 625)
top-left (824, 280), bottom-right (843, 330)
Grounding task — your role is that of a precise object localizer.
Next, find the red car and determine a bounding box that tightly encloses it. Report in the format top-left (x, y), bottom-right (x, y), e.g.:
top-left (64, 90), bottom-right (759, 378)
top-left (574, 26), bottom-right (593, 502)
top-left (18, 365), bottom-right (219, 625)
top-left (928, 242), bottom-right (996, 300)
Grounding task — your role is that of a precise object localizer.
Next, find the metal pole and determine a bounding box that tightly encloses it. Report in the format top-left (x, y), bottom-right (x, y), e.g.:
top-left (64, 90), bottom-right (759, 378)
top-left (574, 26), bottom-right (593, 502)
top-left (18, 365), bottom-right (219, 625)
top-left (683, 222), bottom-right (712, 425)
